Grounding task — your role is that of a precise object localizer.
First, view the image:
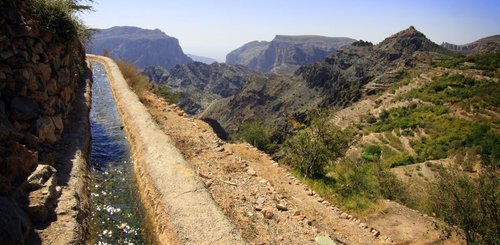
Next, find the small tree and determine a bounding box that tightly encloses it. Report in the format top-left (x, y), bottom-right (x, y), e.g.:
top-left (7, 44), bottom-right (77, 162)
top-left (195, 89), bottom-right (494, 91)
top-left (283, 119), bottom-right (350, 178)
top-left (430, 165), bottom-right (499, 244)
top-left (234, 120), bottom-right (274, 153)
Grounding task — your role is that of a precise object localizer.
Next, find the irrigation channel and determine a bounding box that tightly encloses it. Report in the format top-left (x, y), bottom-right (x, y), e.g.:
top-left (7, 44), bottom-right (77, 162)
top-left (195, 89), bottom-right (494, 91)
top-left (88, 62), bottom-right (154, 244)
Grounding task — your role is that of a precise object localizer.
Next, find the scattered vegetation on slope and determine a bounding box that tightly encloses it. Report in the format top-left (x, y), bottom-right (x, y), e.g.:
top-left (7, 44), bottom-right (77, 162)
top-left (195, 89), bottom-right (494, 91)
top-left (434, 52), bottom-right (500, 71)
top-left (115, 60), bottom-right (179, 103)
top-left (232, 51), bottom-right (499, 242)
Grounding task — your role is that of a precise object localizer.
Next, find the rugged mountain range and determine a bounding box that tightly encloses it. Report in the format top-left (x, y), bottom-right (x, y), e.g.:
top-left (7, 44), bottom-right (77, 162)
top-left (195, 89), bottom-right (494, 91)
top-left (87, 26), bottom-right (192, 68)
top-left (202, 26), bottom-right (450, 133)
top-left (441, 35), bottom-right (500, 55)
top-left (144, 62), bottom-right (263, 115)
top-left (226, 35), bottom-right (356, 74)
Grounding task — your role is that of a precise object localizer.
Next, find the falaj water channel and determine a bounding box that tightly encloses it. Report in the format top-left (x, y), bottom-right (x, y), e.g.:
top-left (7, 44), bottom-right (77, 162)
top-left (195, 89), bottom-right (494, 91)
top-left (88, 61), bottom-right (153, 244)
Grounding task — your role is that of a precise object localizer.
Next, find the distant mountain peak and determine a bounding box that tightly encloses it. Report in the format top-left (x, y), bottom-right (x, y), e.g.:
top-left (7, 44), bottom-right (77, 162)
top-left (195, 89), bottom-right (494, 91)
top-left (377, 26), bottom-right (445, 54)
top-left (441, 34), bottom-right (500, 55)
top-left (88, 26), bottom-right (192, 68)
top-left (387, 26), bottom-right (426, 40)
top-left (227, 35), bottom-right (356, 74)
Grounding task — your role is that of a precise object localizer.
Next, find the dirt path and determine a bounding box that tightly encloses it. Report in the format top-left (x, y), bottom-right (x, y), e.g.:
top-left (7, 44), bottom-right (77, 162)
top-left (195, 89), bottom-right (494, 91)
top-left (86, 55), bottom-right (245, 245)
top-left (33, 65), bottom-right (92, 245)
top-left (142, 92), bottom-right (392, 244)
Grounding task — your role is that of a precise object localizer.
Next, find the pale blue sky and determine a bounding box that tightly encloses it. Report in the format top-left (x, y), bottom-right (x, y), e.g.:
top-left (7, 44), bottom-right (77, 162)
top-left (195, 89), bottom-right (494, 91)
top-left (80, 0), bottom-right (500, 61)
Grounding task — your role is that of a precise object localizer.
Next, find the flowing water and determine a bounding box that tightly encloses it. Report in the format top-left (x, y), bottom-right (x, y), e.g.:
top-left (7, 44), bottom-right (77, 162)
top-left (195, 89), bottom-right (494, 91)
top-left (88, 62), bottom-right (153, 244)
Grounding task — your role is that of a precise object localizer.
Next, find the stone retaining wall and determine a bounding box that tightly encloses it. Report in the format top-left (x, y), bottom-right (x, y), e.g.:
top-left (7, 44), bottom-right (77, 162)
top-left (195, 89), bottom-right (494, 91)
top-left (0, 0), bottom-right (91, 243)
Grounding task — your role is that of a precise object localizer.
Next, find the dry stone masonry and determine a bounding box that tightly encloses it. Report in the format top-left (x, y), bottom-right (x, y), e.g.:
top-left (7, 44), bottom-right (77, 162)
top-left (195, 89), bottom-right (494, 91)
top-left (0, 0), bottom-right (90, 243)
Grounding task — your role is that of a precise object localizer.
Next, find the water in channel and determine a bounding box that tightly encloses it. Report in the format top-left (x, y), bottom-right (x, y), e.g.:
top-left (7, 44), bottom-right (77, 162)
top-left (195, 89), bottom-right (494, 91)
top-left (88, 62), bottom-right (153, 244)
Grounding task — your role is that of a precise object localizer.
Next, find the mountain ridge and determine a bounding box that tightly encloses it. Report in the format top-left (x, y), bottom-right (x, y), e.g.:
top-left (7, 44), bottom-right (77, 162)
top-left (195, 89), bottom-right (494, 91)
top-left (88, 26), bottom-right (192, 69)
top-left (144, 62), bottom-right (264, 115)
top-left (441, 34), bottom-right (500, 55)
top-left (226, 35), bottom-right (356, 74)
top-left (203, 26), bottom-right (451, 133)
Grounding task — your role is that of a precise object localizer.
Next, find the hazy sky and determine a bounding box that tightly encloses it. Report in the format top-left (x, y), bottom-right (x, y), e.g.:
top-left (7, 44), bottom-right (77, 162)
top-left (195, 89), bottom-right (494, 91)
top-left (80, 0), bottom-right (500, 61)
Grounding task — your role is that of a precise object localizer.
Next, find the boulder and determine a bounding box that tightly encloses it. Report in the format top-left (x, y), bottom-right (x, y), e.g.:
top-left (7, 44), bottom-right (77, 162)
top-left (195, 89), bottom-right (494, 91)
top-left (36, 116), bottom-right (56, 143)
top-left (315, 235), bottom-right (336, 245)
top-left (26, 164), bottom-right (58, 222)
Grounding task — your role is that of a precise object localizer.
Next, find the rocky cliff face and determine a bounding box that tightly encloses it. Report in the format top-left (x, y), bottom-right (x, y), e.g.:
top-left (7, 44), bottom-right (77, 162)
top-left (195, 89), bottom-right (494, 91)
top-left (441, 35), bottom-right (500, 55)
top-left (203, 27), bottom-right (449, 133)
top-left (88, 26), bottom-right (192, 68)
top-left (226, 35), bottom-right (356, 74)
top-left (144, 62), bottom-right (263, 115)
top-left (0, 0), bottom-right (90, 243)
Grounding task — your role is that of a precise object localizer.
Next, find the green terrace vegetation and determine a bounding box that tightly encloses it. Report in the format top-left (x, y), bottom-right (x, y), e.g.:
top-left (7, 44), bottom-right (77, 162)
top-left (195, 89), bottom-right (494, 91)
top-left (115, 60), bottom-right (180, 103)
top-left (403, 74), bottom-right (500, 113)
top-left (370, 104), bottom-right (498, 162)
top-left (434, 52), bottom-right (500, 72)
top-left (231, 53), bottom-right (499, 242)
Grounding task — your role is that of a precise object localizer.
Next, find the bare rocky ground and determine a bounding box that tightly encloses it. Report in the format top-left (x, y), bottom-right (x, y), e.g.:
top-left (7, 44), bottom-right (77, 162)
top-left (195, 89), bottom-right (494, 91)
top-left (141, 91), bottom-right (462, 244)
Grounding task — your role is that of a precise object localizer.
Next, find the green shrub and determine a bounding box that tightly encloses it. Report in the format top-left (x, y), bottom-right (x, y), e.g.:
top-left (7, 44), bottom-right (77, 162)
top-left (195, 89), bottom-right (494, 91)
top-left (234, 120), bottom-right (275, 153)
top-left (430, 166), bottom-right (499, 244)
top-left (387, 153), bottom-right (419, 168)
top-left (377, 168), bottom-right (408, 202)
top-left (334, 161), bottom-right (379, 201)
top-left (30, 0), bottom-right (93, 44)
top-left (156, 85), bottom-right (180, 104)
top-left (362, 145), bottom-right (381, 162)
top-left (283, 120), bottom-right (350, 178)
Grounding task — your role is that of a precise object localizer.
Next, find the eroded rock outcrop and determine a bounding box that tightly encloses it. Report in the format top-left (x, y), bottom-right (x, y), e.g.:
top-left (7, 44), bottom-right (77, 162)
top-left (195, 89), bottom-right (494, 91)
top-left (144, 62), bottom-right (264, 115)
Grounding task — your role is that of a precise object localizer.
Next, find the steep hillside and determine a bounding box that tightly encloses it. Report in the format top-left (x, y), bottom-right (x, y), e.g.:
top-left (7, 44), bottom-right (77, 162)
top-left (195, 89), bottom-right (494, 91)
top-left (442, 35), bottom-right (500, 55)
top-left (226, 35), bottom-right (355, 74)
top-left (87, 26), bottom-right (192, 68)
top-left (144, 62), bottom-right (264, 115)
top-left (203, 26), bottom-right (449, 133)
top-left (328, 52), bottom-right (499, 243)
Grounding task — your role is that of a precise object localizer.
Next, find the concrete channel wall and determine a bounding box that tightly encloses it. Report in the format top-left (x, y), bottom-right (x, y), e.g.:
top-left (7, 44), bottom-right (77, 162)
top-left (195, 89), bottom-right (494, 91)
top-left (86, 55), bottom-right (246, 245)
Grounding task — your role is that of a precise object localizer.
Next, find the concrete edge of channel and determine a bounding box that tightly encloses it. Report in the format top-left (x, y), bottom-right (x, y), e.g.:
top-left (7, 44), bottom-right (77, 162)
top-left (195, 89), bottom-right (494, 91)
top-left (86, 54), bottom-right (246, 245)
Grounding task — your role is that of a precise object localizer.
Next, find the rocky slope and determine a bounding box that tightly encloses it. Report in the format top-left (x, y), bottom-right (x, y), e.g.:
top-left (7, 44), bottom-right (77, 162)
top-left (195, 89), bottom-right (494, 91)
top-left (0, 0), bottom-right (91, 243)
top-left (442, 35), bottom-right (500, 55)
top-left (87, 26), bottom-right (192, 68)
top-left (226, 35), bottom-right (356, 74)
top-left (144, 62), bottom-right (264, 115)
top-left (202, 26), bottom-right (450, 133)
